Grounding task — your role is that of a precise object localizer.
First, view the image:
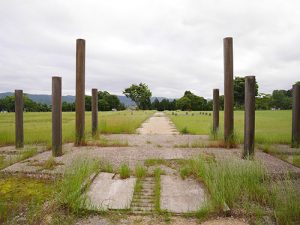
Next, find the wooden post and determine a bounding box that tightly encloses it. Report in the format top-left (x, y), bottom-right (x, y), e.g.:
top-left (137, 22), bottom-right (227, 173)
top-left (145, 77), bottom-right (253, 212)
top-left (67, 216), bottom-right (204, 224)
top-left (213, 89), bottom-right (219, 132)
top-left (75, 39), bottom-right (85, 145)
top-left (52, 76), bottom-right (62, 156)
top-left (243, 76), bottom-right (256, 158)
top-left (223, 37), bottom-right (234, 142)
top-left (15, 90), bottom-right (24, 148)
top-left (92, 88), bottom-right (98, 136)
top-left (292, 83), bottom-right (300, 148)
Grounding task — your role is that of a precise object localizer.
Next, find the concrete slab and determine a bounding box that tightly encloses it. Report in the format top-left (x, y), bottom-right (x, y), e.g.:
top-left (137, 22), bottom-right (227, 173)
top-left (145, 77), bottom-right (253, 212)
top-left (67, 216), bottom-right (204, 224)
top-left (160, 175), bottom-right (207, 213)
top-left (86, 172), bottom-right (136, 210)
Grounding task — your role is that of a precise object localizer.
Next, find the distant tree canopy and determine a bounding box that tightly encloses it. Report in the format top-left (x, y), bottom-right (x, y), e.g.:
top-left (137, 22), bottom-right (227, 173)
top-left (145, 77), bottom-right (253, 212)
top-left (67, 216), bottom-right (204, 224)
top-left (0, 95), bottom-right (50, 112)
top-left (151, 91), bottom-right (211, 111)
top-left (176, 91), bottom-right (209, 111)
top-left (123, 83), bottom-right (152, 110)
top-left (84, 91), bottom-right (125, 111)
top-left (234, 76), bottom-right (259, 108)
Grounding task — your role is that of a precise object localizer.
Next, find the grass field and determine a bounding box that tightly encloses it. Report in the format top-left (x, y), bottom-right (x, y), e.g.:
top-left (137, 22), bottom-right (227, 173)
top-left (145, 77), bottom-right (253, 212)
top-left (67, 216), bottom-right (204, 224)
top-left (0, 111), bottom-right (154, 146)
top-left (167, 110), bottom-right (292, 144)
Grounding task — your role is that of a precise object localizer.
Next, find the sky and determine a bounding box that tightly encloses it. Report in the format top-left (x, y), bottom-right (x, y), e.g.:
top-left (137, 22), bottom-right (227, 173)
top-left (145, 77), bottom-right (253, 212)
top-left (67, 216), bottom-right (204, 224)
top-left (0, 0), bottom-right (299, 98)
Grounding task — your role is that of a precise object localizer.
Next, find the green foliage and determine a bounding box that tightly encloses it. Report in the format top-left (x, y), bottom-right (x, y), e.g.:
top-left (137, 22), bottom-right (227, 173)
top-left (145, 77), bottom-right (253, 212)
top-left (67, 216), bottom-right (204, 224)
top-left (0, 177), bottom-right (53, 224)
top-left (123, 83), bottom-right (152, 110)
top-left (256, 93), bottom-right (272, 110)
top-left (153, 167), bottom-right (161, 212)
top-left (179, 166), bottom-right (191, 179)
top-left (180, 126), bottom-right (190, 134)
top-left (176, 91), bottom-right (208, 111)
top-left (98, 91), bottom-right (125, 111)
top-left (0, 111), bottom-right (154, 146)
top-left (182, 156), bottom-right (300, 224)
top-left (56, 159), bottom-right (100, 214)
top-left (119, 164), bottom-right (130, 179)
top-left (151, 98), bottom-right (176, 111)
top-left (169, 110), bottom-right (292, 144)
top-left (0, 95), bottom-right (50, 112)
top-left (234, 76), bottom-right (259, 108)
top-left (135, 164), bottom-right (147, 179)
top-left (271, 90), bottom-right (292, 109)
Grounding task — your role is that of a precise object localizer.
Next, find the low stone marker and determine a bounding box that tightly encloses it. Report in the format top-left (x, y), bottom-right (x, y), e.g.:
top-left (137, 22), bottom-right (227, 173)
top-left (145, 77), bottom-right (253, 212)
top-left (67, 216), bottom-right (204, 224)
top-left (160, 175), bottom-right (207, 213)
top-left (86, 172), bottom-right (136, 210)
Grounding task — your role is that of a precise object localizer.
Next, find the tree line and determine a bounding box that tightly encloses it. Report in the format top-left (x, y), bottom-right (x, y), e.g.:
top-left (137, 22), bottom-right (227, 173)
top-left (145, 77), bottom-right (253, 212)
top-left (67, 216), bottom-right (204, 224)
top-left (0, 91), bottom-right (125, 112)
top-left (0, 80), bottom-right (299, 112)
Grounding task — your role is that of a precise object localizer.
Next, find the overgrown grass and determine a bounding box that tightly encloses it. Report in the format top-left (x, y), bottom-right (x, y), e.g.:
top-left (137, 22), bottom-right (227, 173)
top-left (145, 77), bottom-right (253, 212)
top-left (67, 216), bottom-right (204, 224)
top-left (181, 156), bottom-right (300, 224)
top-left (119, 164), bottom-right (130, 179)
top-left (0, 111), bottom-right (154, 146)
top-left (0, 147), bottom-right (38, 170)
top-left (56, 158), bottom-right (100, 214)
top-left (0, 176), bottom-right (53, 224)
top-left (153, 167), bottom-right (161, 212)
top-left (167, 110), bottom-right (292, 144)
top-left (135, 164), bottom-right (147, 179)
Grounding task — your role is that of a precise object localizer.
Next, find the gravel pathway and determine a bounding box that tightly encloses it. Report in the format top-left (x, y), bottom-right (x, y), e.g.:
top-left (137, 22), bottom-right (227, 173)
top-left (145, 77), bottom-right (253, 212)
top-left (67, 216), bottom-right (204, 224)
top-left (137, 112), bottom-right (179, 134)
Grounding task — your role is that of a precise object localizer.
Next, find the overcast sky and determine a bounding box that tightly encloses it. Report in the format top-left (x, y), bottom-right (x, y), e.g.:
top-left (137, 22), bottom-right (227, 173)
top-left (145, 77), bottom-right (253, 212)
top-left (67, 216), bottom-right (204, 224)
top-left (0, 0), bottom-right (299, 98)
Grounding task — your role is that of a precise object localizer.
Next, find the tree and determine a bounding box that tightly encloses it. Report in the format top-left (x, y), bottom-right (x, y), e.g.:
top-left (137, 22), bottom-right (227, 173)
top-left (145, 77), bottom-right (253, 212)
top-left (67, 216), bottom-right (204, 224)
top-left (176, 91), bottom-right (207, 111)
top-left (255, 93), bottom-right (271, 110)
top-left (271, 90), bottom-right (292, 109)
top-left (123, 83), bottom-right (152, 110)
top-left (176, 96), bottom-right (192, 110)
top-left (234, 76), bottom-right (258, 108)
top-left (97, 91), bottom-right (125, 111)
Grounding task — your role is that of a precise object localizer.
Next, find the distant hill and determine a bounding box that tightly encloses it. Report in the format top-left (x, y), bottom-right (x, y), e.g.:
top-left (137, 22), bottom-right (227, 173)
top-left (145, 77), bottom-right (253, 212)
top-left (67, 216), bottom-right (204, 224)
top-left (0, 92), bottom-right (173, 107)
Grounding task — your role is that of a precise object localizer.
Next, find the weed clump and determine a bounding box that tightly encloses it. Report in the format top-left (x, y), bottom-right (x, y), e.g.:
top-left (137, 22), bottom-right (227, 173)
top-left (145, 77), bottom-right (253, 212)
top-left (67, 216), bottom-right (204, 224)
top-left (135, 164), bottom-right (147, 179)
top-left (119, 164), bottom-right (130, 179)
top-left (181, 127), bottom-right (189, 134)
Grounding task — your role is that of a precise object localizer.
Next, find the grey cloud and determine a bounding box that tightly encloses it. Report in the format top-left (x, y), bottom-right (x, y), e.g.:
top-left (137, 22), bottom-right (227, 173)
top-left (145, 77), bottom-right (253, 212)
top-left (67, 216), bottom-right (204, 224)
top-left (1, 0), bottom-right (300, 99)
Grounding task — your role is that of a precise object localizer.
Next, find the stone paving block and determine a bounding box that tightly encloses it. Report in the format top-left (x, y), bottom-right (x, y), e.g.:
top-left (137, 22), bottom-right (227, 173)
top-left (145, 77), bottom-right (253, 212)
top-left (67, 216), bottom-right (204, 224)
top-left (86, 172), bottom-right (136, 210)
top-left (160, 175), bottom-right (207, 213)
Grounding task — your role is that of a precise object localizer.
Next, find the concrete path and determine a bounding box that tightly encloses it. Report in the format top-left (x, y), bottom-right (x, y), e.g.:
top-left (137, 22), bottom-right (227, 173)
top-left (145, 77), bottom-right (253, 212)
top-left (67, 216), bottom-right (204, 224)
top-left (86, 172), bottom-right (136, 210)
top-left (137, 112), bottom-right (179, 135)
top-left (160, 175), bottom-right (207, 213)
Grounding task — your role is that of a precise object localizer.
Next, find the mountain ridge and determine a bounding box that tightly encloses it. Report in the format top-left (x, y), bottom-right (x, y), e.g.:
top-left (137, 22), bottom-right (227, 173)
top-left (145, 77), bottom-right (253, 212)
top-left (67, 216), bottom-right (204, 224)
top-left (0, 92), bottom-right (173, 107)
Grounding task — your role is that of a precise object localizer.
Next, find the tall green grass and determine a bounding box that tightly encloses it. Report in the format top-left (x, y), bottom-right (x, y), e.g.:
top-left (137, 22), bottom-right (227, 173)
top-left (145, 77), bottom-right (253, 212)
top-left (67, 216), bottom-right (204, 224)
top-left (0, 111), bottom-right (154, 146)
top-left (55, 159), bottom-right (100, 214)
top-left (183, 156), bottom-right (300, 224)
top-left (168, 110), bottom-right (292, 144)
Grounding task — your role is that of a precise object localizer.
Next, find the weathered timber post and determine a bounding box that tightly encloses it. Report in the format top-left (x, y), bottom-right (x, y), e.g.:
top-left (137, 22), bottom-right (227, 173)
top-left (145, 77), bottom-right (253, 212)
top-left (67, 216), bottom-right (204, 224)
top-left (15, 90), bottom-right (24, 148)
top-left (243, 76), bottom-right (256, 158)
top-left (92, 88), bottom-right (98, 136)
top-left (292, 83), bottom-right (300, 148)
top-left (223, 37), bottom-right (234, 142)
top-left (75, 39), bottom-right (85, 145)
top-left (213, 89), bottom-right (220, 132)
top-left (52, 76), bottom-right (62, 156)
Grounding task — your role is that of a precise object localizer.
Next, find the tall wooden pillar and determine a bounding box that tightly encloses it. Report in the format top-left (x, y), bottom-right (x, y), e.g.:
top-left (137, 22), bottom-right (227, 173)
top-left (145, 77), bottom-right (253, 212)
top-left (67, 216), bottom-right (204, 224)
top-left (15, 90), bottom-right (24, 148)
top-left (213, 89), bottom-right (219, 132)
top-left (92, 88), bottom-right (98, 136)
top-left (243, 76), bottom-right (256, 158)
top-left (52, 76), bottom-right (62, 156)
top-left (223, 37), bottom-right (234, 141)
top-left (75, 39), bottom-right (85, 145)
top-left (292, 83), bottom-right (300, 148)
